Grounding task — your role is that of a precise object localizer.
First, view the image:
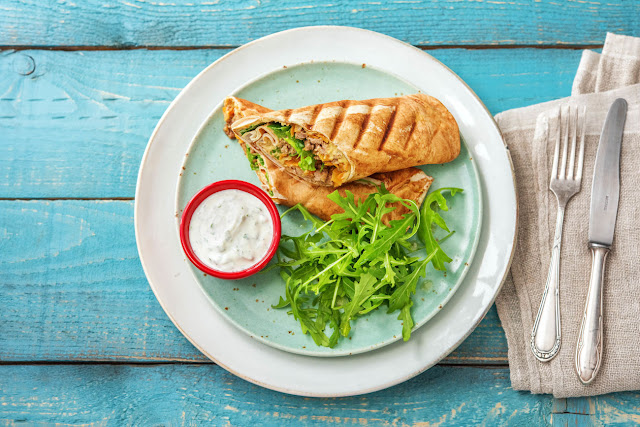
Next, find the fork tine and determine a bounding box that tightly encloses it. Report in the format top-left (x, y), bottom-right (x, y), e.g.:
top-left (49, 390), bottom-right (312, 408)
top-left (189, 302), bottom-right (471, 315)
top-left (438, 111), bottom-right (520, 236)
top-left (567, 106), bottom-right (578, 179)
top-left (558, 106), bottom-right (570, 180)
top-left (576, 106), bottom-right (587, 182)
top-left (551, 107), bottom-right (561, 180)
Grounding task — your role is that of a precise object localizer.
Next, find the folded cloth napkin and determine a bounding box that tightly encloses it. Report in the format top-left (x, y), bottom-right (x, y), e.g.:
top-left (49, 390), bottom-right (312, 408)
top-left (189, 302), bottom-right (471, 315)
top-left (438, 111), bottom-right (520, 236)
top-left (494, 33), bottom-right (640, 398)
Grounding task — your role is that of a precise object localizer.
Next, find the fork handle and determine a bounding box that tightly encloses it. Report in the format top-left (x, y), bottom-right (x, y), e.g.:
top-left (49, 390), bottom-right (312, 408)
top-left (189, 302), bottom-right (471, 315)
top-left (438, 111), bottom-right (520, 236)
top-left (531, 205), bottom-right (564, 362)
top-left (575, 244), bottom-right (608, 384)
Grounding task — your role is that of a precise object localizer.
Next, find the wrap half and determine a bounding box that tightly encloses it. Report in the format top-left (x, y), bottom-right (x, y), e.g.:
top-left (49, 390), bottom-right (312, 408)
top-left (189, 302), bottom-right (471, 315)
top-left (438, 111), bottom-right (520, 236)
top-left (229, 94), bottom-right (459, 187)
top-left (223, 96), bottom-right (434, 222)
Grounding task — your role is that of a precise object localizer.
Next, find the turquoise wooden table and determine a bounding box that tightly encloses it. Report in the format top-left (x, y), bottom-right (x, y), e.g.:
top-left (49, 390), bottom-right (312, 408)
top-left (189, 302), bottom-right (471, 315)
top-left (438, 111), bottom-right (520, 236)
top-left (2, 1), bottom-right (640, 425)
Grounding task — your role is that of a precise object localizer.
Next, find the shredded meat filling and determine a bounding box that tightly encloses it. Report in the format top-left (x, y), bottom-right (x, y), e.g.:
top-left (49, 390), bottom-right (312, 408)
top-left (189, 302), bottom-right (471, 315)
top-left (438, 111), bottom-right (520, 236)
top-left (313, 165), bottom-right (330, 182)
top-left (309, 137), bottom-right (327, 156)
top-left (295, 130), bottom-right (330, 158)
top-left (244, 125), bottom-right (342, 186)
top-left (278, 140), bottom-right (296, 157)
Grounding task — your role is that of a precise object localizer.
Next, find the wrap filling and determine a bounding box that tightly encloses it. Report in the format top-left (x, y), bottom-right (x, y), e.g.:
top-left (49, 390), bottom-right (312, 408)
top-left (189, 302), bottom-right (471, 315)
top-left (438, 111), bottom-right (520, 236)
top-left (239, 122), bottom-right (348, 186)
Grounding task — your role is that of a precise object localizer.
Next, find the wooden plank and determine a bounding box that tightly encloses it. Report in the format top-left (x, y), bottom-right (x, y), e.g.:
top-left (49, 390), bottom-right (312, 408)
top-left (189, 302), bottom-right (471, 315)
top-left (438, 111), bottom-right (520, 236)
top-left (0, 0), bottom-right (636, 47)
top-left (447, 305), bottom-right (507, 364)
top-left (0, 199), bottom-right (506, 363)
top-left (551, 414), bottom-right (596, 426)
top-left (0, 48), bottom-right (227, 198)
top-left (1, 48), bottom-right (582, 198)
top-left (0, 200), bottom-right (197, 362)
top-left (0, 364), bottom-right (554, 425)
top-left (551, 394), bottom-right (640, 425)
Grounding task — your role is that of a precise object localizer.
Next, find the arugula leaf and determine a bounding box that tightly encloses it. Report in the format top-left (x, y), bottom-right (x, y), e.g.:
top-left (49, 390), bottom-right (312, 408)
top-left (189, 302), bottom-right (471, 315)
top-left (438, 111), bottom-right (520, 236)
top-left (281, 203), bottom-right (325, 230)
top-left (245, 145), bottom-right (264, 171)
top-left (418, 188), bottom-right (463, 271)
top-left (398, 301), bottom-right (414, 341)
top-left (268, 123), bottom-right (317, 171)
top-left (273, 185), bottom-right (461, 348)
top-left (298, 154), bottom-right (316, 171)
top-left (339, 273), bottom-right (377, 337)
top-left (357, 210), bottom-right (419, 267)
top-left (239, 123), bottom-right (261, 135)
top-left (270, 147), bottom-right (282, 159)
top-left (327, 190), bottom-right (372, 224)
top-left (263, 171), bottom-right (274, 196)
top-left (387, 252), bottom-right (434, 312)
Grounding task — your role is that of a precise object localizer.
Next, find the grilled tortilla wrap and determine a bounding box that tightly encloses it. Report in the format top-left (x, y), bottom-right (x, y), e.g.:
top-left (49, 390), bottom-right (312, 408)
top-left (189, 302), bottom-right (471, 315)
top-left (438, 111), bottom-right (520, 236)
top-left (223, 96), bottom-right (433, 221)
top-left (260, 165), bottom-right (433, 222)
top-left (229, 94), bottom-right (459, 187)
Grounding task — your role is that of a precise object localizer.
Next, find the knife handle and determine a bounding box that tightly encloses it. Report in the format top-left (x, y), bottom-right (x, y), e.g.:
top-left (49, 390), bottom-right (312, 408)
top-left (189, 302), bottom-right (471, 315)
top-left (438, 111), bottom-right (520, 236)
top-left (575, 244), bottom-right (608, 384)
top-left (531, 206), bottom-right (564, 362)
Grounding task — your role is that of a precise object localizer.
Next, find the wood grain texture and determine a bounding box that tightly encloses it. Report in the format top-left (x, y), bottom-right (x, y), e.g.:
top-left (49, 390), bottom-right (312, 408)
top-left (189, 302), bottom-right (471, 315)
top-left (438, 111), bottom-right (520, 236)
top-left (1, 364), bottom-right (638, 425)
top-left (0, 199), bottom-right (506, 363)
top-left (551, 395), bottom-right (640, 426)
top-left (1, 0), bottom-right (638, 422)
top-left (0, 48), bottom-right (224, 199)
top-left (0, 200), bottom-right (187, 362)
top-left (0, 364), bottom-right (554, 425)
top-left (0, 0), bottom-right (638, 48)
top-left (1, 48), bottom-right (581, 198)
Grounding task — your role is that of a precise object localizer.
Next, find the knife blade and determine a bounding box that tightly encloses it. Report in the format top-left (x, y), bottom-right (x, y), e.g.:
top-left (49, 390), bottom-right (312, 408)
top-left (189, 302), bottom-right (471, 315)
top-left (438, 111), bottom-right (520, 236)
top-left (588, 98), bottom-right (627, 246)
top-left (576, 98), bottom-right (627, 385)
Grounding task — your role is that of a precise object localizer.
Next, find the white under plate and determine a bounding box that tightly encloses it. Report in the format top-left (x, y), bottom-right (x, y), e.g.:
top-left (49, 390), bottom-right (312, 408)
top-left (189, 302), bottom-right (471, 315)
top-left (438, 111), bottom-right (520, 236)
top-left (135, 26), bottom-right (517, 397)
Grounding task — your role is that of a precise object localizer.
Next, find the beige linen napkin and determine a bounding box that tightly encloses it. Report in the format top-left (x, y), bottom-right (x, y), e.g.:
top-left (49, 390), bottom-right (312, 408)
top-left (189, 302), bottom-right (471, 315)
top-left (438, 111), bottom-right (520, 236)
top-left (494, 33), bottom-right (640, 397)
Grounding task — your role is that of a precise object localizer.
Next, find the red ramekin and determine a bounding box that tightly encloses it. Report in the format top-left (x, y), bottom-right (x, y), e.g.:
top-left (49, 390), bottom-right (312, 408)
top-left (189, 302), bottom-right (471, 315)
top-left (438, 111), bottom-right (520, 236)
top-left (179, 180), bottom-right (281, 280)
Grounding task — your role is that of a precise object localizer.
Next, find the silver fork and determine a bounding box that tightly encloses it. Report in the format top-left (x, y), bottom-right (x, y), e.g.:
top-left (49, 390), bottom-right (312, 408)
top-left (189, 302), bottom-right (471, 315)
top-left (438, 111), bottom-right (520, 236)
top-left (531, 105), bottom-right (587, 362)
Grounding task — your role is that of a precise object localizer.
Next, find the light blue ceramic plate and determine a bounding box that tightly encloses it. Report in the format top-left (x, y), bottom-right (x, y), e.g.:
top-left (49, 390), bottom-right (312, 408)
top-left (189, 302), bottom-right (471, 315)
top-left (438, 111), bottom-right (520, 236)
top-left (176, 62), bottom-right (482, 357)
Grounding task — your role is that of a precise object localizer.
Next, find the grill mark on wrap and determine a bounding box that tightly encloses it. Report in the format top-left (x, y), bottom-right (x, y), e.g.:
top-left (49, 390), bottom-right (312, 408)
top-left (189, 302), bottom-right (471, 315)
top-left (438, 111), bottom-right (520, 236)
top-left (282, 109), bottom-right (292, 122)
top-left (306, 105), bottom-right (321, 129)
top-left (378, 105), bottom-right (398, 152)
top-left (405, 120), bottom-right (417, 149)
top-left (352, 108), bottom-right (372, 150)
top-left (329, 102), bottom-right (347, 141)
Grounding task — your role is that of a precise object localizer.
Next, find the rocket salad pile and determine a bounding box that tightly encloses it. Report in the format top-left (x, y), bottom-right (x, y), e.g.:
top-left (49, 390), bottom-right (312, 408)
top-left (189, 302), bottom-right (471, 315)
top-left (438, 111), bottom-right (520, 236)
top-left (272, 186), bottom-right (462, 347)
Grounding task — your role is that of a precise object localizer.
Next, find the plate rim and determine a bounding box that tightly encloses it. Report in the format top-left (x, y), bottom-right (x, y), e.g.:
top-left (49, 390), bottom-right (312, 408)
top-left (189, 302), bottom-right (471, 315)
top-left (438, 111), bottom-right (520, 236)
top-left (176, 79), bottom-right (485, 356)
top-left (135, 25), bottom-right (518, 397)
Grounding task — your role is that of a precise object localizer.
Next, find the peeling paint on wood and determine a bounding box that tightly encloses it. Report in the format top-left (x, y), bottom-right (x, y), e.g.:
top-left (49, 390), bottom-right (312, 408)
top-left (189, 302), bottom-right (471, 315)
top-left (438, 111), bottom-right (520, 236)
top-left (0, 48), bottom-right (581, 198)
top-left (2, 1), bottom-right (639, 423)
top-left (0, 199), bottom-right (506, 364)
top-left (0, 365), bottom-right (553, 425)
top-left (0, 0), bottom-right (637, 47)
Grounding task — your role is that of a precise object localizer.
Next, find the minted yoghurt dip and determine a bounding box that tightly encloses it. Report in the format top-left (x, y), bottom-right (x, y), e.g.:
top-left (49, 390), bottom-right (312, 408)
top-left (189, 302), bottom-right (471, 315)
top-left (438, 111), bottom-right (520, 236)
top-left (188, 189), bottom-right (274, 273)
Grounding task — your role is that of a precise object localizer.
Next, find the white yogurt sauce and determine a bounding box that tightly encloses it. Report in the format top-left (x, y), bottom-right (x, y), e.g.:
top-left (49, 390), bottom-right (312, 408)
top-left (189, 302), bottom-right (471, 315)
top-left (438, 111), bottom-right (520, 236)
top-left (189, 189), bottom-right (274, 272)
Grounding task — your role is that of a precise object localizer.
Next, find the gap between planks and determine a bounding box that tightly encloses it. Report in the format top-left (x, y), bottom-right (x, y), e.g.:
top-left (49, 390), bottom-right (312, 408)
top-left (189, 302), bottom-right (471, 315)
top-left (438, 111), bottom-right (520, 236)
top-left (0, 44), bottom-right (603, 52)
top-left (0, 197), bottom-right (135, 201)
top-left (0, 361), bottom-right (510, 368)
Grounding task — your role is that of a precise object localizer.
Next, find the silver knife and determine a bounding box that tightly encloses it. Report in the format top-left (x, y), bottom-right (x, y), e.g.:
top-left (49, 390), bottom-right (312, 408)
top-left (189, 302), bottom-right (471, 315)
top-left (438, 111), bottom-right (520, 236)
top-left (575, 98), bottom-right (627, 384)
